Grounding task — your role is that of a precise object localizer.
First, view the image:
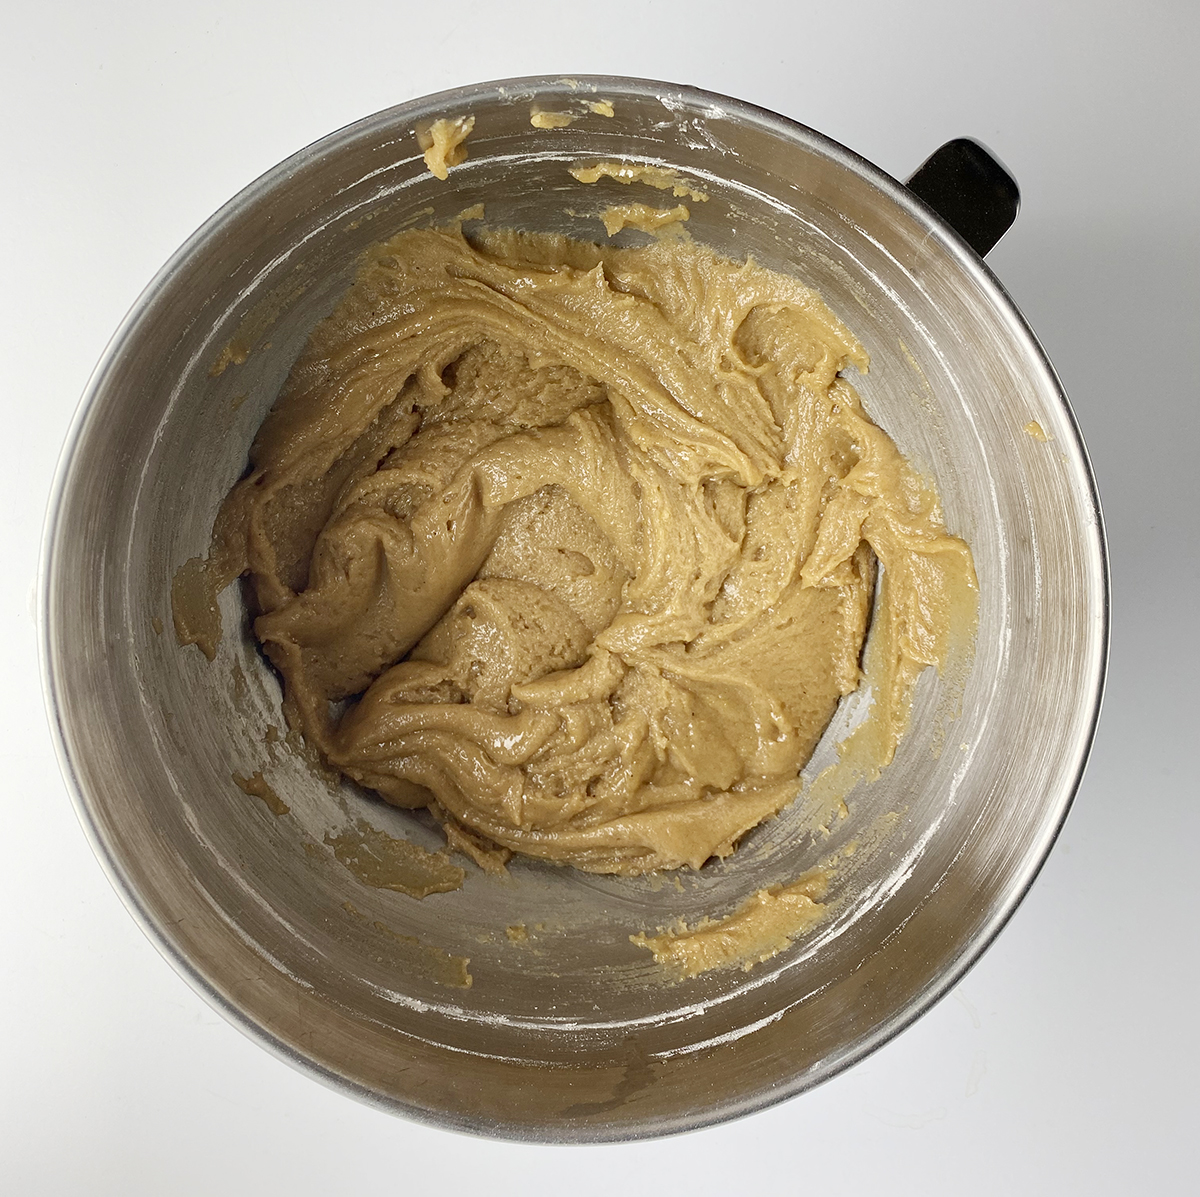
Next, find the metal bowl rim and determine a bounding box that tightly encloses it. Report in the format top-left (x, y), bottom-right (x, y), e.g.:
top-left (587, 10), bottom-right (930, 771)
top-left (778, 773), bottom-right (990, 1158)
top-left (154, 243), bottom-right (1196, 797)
top-left (38, 73), bottom-right (1110, 1143)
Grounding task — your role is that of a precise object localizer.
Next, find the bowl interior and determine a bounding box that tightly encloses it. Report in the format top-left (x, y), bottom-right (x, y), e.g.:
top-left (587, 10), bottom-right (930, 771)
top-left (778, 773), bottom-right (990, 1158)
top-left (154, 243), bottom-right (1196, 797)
top-left (44, 77), bottom-right (1105, 1141)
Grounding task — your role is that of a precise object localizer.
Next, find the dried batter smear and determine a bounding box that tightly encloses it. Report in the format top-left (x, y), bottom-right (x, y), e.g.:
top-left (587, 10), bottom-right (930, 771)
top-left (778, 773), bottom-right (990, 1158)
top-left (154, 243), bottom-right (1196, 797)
top-left (632, 870), bottom-right (830, 977)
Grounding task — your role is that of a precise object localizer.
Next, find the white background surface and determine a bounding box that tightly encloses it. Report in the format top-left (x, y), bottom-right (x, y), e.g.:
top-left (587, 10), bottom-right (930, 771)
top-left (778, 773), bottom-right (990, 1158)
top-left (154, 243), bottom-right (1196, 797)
top-left (4, 1), bottom-right (1198, 1192)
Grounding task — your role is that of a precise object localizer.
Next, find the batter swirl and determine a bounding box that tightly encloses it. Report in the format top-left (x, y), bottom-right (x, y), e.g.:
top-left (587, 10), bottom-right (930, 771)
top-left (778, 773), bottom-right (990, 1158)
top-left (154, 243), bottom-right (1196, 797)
top-left (201, 225), bottom-right (975, 875)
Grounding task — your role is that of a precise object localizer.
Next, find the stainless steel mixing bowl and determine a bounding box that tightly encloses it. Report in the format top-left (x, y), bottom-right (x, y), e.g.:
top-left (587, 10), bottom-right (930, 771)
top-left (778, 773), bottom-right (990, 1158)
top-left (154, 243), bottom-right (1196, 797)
top-left (41, 76), bottom-right (1107, 1141)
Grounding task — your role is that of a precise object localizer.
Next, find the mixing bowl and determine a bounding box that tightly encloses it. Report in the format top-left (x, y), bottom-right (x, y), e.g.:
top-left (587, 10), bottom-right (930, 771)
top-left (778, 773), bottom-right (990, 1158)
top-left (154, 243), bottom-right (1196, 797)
top-left (41, 76), bottom-right (1107, 1141)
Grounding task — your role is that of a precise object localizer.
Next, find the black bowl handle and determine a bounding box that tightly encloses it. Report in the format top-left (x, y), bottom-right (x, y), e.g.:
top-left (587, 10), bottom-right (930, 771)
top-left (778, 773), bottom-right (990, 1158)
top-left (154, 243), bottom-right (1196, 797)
top-left (904, 138), bottom-right (1020, 257)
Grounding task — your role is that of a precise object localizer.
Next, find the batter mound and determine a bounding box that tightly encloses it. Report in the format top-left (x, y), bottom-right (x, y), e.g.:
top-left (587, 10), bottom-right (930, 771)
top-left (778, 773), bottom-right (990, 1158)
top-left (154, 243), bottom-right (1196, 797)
top-left (200, 225), bottom-right (975, 875)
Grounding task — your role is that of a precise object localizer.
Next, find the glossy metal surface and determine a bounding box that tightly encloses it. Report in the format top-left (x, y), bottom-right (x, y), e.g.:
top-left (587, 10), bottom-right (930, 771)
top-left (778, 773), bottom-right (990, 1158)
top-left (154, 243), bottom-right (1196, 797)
top-left (41, 76), bottom-right (1107, 1142)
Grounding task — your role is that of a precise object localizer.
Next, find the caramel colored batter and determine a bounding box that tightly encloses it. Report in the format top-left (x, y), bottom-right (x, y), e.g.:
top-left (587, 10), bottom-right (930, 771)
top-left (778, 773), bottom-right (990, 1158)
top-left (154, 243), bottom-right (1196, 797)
top-left (193, 224), bottom-right (976, 879)
top-left (632, 869), bottom-right (829, 977)
top-left (324, 820), bottom-right (465, 898)
top-left (569, 162), bottom-right (709, 203)
top-left (600, 203), bottom-right (690, 237)
top-left (233, 770), bottom-right (289, 816)
top-left (417, 116), bottom-right (474, 180)
top-left (530, 106), bottom-right (575, 129)
top-left (530, 100), bottom-right (615, 127)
